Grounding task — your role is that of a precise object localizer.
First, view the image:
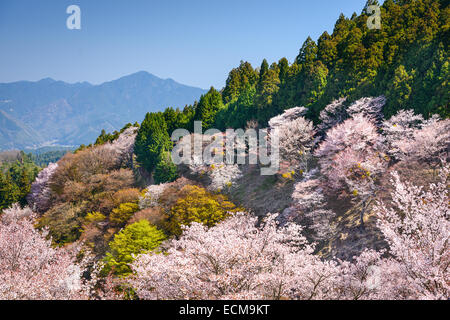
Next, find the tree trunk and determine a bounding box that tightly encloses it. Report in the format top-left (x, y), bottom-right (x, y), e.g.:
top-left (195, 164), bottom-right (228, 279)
top-left (360, 200), bottom-right (367, 229)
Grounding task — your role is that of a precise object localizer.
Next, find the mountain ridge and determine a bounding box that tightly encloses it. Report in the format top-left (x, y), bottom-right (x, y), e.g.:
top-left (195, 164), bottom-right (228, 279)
top-left (0, 71), bottom-right (206, 151)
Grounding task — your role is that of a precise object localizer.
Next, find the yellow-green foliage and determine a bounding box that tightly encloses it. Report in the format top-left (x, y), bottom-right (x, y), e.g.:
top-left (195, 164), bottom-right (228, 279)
top-left (281, 170), bottom-right (295, 180)
top-left (103, 220), bottom-right (166, 276)
top-left (110, 202), bottom-right (140, 225)
top-left (166, 185), bottom-right (241, 236)
top-left (85, 211), bottom-right (106, 224)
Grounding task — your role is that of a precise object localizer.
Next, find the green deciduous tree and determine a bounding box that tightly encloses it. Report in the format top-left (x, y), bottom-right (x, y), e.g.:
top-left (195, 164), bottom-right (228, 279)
top-left (110, 202), bottom-right (140, 226)
top-left (103, 220), bottom-right (166, 276)
top-left (166, 185), bottom-right (241, 236)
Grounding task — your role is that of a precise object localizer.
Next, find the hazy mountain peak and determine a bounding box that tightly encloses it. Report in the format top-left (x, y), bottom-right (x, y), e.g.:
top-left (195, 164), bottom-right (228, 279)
top-left (38, 77), bottom-right (56, 83)
top-left (0, 73), bottom-right (206, 151)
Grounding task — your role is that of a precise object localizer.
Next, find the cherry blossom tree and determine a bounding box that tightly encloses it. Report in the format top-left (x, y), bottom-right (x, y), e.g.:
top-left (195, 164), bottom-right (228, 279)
top-left (0, 205), bottom-right (87, 300)
top-left (315, 114), bottom-right (388, 227)
top-left (130, 213), bottom-right (340, 300)
top-left (104, 126), bottom-right (138, 166)
top-left (382, 109), bottom-right (426, 160)
top-left (139, 183), bottom-right (169, 209)
top-left (346, 96), bottom-right (386, 124)
top-left (317, 96), bottom-right (385, 138)
top-left (315, 114), bottom-right (385, 190)
top-left (317, 97), bottom-right (348, 137)
top-left (27, 162), bottom-right (58, 213)
top-left (374, 163), bottom-right (450, 299)
top-left (277, 116), bottom-right (315, 171)
top-left (268, 106), bottom-right (308, 130)
top-left (208, 163), bottom-right (243, 192)
top-left (381, 109), bottom-right (448, 164)
top-left (268, 106), bottom-right (314, 173)
top-left (83, 262), bottom-right (127, 300)
top-left (336, 249), bottom-right (385, 300)
top-left (291, 174), bottom-right (335, 241)
top-left (335, 249), bottom-right (418, 300)
top-left (397, 118), bottom-right (450, 165)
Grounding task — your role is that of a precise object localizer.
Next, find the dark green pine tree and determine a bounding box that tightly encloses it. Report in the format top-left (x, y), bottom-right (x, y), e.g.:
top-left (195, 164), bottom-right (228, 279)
top-left (0, 171), bottom-right (20, 210)
top-left (255, 62), bottom-right (281, 123)
top-left (17, 167), bottom-right (31, 206)
top-left (385, 65), bottom-right (413, 117)
top-left (295, 36), bottom-right (318, 66)
top-left (362, 0), bottom-right (381, 15)
top-left (222, 61), bottom-right (258, 104)
top-left (153, 151), bottom-right (178, 184)
top-left (421, 43), bottom-right (449, 118)
top-left (219, 0), bottom-right (448, 123)
top-left (215, 84), bottom-right (257, 130)
top-left (163, 107), bottom-right (179, 136)
top-left (278, 58), bottom-right (289, 84)
top-left (292, 37), bottom-right (328, 110)
top-left (178, 103), bottom-right (196, 131)
top-left (95, 129), bottom-right (109, 145)
top-left (317, 31), bottom-right (337, 68)
top-left (259, 59), bottom-right (269, 79)
top-left (194, 87), bottom-right (224, 131)
top-left (134, 112), bottom-right (173, 172)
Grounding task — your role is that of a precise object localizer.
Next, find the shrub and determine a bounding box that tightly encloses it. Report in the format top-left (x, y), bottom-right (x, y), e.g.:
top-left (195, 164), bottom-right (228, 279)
top-left (48, 143), bottom-right (134, 205)
top-left (99, 188), bottom-right (141, 213)
top-left (103, 220), bottom-right (166, 277)
top-left (87, 169), bottom-right (135, 194)
top-left (50, 147), bottom-right (119, 196)
top-left (85, 211), bottom-right (107, 224)
top-left (112, 188), bottom-right (140, 206)
top-left (38, 203), bottom-right (84, 244)
top-left (129, 207), bottom-right (168, 229)
top-left (110, 202), bottom-right (140, 226)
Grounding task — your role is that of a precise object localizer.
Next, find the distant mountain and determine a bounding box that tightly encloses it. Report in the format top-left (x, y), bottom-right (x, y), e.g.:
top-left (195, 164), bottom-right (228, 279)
top-left (0, 110), bottom-right (43, 150)
top-left (0, 72), bottom-right (206, 151)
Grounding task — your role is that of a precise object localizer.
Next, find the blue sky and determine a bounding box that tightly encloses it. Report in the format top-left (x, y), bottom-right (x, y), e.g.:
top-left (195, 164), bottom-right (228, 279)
top-left (0, 0), bottom-right (373, 89)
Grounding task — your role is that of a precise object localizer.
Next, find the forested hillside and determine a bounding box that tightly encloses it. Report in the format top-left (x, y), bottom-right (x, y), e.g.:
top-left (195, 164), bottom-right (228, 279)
top-left (220, 0), bottom-right (448, 125)
top-left (150, 0), bottom-right (448, 134)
